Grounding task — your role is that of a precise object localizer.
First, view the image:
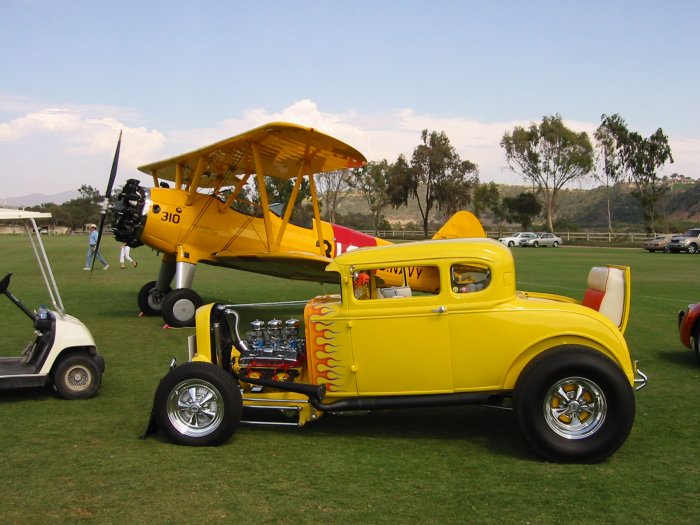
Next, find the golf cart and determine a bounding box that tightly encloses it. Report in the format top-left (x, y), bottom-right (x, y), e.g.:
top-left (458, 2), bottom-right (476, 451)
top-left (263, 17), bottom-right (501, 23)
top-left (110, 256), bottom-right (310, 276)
top-left (0, 209), bottom-right (104, 399)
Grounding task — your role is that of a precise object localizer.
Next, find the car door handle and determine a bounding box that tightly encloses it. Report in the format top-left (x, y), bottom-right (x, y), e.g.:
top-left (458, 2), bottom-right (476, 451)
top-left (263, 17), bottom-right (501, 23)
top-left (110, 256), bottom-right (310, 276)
top-left (432, 305), bottom-right (447, 314)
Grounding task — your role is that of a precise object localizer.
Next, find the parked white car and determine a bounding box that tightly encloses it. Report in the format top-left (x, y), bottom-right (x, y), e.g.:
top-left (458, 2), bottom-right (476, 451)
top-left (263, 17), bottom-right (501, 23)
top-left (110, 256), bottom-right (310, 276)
top-left (498, 232), bottom-right (536, 247)
top-left (520, 232), bottom-right (563, 248)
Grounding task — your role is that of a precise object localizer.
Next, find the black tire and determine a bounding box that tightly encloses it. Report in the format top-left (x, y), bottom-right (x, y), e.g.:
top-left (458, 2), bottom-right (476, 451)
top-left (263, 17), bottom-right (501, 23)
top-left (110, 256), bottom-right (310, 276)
top-left (161, 288), bottom-right (203, 327)
top-left (552, 241), bottom-right (559, 248)
top-left (532, 241), bottom-right (539, 248)
top-left (514, 346), bottom-right (635, 463)
top-left (508, 241), bottom-right (514, 247)
top-left (53, 353), bottom-right (102, 400)
top-left (689, 244), bottom-right (698, 254)
top-left (154, 362), bottom-right (241, 446)
top-left (692, 324), bottom-right (700, 364)
top-left (138, 281), bottom-right (172, 316)
top-left (663, 246), bottom-right (670, 253)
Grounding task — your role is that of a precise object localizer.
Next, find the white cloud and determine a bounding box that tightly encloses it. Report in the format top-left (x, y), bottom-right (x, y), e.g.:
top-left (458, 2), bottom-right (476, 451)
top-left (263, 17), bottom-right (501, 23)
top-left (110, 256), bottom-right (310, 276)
top-left (0, 98), bottom-right (696, 199)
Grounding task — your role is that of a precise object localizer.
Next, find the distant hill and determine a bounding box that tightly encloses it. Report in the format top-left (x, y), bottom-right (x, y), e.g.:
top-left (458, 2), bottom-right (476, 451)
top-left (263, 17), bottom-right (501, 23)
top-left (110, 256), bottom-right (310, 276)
top-left (0, 190), bottom-right (79, 207)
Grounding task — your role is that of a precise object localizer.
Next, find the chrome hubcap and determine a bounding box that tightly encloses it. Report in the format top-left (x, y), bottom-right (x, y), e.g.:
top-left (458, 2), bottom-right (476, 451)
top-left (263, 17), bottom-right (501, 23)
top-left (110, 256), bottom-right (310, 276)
top-left (167, 379), bottom-right (224, 437)
top-left (544, 376), bottom-right (606, 439)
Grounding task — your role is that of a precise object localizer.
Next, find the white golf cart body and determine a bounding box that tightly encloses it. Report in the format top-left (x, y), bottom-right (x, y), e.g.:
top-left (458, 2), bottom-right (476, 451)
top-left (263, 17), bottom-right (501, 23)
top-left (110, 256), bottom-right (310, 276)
top-left (0, 208), bottom-right (103, 398)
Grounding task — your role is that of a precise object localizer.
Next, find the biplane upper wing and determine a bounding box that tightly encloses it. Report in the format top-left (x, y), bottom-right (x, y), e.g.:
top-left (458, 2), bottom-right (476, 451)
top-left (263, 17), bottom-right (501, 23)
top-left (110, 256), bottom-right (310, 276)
top-left (138, 122), bottom-right (366, 189)
top-left (213, 250), bottom-right (336, 283)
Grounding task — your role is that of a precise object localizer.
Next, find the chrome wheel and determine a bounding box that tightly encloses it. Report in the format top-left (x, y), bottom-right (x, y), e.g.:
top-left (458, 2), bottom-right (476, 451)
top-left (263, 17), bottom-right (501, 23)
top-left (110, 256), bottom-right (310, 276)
top-left (166, 378), bottom-right (225, 438)
top-left (543, 376), bottom-right (606, 439)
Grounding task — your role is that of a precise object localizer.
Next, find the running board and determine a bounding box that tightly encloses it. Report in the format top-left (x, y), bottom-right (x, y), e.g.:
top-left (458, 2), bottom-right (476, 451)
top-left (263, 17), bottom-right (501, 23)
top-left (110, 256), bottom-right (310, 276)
top-left (241, 396), bottom-right (307, 427)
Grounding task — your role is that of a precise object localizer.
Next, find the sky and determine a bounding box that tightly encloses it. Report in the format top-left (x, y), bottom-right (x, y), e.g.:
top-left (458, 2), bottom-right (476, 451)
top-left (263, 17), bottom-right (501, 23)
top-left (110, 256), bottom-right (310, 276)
top-left (1, 0), bottom-right (699, 200)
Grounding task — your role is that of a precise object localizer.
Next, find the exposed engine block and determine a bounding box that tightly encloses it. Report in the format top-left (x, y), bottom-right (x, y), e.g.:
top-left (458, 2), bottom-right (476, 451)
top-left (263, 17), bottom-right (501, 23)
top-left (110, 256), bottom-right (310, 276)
top-left (239, 317), bottom-right (306, 383)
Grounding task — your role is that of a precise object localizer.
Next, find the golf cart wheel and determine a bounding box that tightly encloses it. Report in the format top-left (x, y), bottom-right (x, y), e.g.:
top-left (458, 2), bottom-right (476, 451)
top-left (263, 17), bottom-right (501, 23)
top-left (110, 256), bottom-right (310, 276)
top-left (161, 288), bottom-right (203, 327)
top-left (53, 353), bottom-right (102, 400)
top-left (514, 345), bottom-right (635, 463)
top-left (154, 362), bottom-right (241, 446)
top-left (138, 281), bottom-right (172, 316)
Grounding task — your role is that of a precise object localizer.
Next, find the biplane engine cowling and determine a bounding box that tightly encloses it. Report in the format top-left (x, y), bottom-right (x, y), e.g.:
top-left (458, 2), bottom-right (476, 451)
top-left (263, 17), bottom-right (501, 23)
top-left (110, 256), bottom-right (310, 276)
top-left (112, 178), bottom-right (148, 248)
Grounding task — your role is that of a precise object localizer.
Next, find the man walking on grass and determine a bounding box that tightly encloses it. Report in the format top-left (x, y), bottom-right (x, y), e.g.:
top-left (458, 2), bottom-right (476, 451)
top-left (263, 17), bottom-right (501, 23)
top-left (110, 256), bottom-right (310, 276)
top-left (83, 224), bottom-right (109, 270)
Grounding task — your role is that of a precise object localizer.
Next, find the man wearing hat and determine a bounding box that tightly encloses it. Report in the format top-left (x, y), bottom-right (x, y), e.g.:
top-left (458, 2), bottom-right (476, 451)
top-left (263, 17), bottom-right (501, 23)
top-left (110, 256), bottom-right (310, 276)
top-left (83, 224), bottom-right (109, 270)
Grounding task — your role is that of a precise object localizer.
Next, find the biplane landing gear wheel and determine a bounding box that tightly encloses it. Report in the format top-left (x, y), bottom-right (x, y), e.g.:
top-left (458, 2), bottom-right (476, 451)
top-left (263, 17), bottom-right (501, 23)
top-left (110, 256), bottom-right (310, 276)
top-left (161, 288), bottom-right (203, 328)
top-left (138, 281), bottom-right (172, 316)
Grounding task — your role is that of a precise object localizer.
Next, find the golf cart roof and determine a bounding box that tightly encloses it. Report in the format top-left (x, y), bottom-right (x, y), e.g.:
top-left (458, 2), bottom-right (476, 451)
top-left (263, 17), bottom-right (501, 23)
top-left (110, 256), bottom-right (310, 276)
top-left (0, 208), bottom-right (52, 220)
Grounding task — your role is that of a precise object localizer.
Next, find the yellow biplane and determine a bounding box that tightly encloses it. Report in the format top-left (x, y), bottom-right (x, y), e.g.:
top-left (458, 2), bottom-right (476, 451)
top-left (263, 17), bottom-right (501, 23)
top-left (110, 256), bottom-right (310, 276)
top-left (105, 122), bottom-right (485, 326)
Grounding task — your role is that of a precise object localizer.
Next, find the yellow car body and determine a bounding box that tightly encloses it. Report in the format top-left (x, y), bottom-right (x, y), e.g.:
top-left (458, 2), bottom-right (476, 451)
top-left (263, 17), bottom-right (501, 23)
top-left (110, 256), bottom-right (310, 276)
top-left (153, 238), bottom-right (647, 462)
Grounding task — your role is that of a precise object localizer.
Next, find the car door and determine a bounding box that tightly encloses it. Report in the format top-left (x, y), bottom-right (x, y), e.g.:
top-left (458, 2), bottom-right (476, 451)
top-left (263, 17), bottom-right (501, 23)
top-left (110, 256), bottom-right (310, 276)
top-left (348, 264), bottom-right (453, 395)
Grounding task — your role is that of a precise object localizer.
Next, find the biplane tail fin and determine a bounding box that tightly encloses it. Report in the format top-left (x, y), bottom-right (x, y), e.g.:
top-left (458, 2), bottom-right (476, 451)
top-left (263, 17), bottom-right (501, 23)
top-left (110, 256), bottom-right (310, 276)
top-left (432, 211), bottom-right (486, 240)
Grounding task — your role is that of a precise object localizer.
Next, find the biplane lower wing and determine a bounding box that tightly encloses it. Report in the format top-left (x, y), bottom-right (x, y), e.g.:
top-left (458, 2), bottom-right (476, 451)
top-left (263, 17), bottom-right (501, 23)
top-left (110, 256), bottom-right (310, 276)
top-left (214, 251), bottom-right (336, 283)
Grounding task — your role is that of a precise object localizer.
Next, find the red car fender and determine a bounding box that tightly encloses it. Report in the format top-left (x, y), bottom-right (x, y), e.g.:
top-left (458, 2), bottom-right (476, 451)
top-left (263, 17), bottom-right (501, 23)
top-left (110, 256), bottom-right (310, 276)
top-left (679, 303), bottom-right (700, 349)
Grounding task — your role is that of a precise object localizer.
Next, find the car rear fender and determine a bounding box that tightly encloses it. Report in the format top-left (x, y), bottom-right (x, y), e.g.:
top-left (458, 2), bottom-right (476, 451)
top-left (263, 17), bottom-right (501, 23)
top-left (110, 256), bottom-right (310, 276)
top-left (502, 335), bottom-right (635, 390)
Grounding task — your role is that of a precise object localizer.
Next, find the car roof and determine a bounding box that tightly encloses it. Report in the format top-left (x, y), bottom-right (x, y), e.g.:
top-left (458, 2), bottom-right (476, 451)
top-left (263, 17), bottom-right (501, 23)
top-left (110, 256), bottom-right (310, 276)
top-left (327, 238), bottom-right (511, 270)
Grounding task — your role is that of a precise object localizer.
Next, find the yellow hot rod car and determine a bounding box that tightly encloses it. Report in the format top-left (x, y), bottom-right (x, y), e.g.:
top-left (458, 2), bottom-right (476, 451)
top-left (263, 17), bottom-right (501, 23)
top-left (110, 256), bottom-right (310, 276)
top-left (147, 238), bottom-right (647, 462)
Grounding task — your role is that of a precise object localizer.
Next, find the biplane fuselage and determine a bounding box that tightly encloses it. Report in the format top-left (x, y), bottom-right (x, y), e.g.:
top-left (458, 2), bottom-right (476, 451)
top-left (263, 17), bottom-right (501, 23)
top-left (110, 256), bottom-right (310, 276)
top-left (136, 186), bottom-right (390, 281)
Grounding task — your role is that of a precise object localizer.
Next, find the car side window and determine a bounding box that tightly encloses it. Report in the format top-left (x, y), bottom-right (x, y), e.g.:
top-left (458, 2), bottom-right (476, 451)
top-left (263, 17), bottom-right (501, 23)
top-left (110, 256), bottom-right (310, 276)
top-left (451, 263), bottom-right (490, 293)
top-left (352, 266), bottom-right (440, 300)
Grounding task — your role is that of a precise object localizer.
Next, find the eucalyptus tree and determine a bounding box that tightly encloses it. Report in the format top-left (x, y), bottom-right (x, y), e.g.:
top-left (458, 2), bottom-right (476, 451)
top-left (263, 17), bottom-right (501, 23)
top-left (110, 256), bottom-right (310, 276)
top-left (501, 114), bottom-right (594, 232)
top-left (594, 117), bottom-right (626, 233)
top-left (315, 169), bottom-right (355, 223)
top-left (503, 192), bottom-right (542, 230)
top-left (599, 113), bottom-right (673, 234)
top-left (352, 160), bottom-right (393, 235)
top-left (389, 130), bottom-right (479, 237)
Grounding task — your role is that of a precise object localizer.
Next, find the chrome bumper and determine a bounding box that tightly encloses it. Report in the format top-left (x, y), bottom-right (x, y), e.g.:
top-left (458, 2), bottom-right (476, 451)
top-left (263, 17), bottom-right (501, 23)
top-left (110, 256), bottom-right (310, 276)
top-left (634, 362), bottom-right (648, 391)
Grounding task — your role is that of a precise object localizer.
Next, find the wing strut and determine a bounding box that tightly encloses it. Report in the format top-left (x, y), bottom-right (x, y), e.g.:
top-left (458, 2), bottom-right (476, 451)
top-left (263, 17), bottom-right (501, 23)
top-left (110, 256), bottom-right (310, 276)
top-left (251, 143), bottom-right (276, 252)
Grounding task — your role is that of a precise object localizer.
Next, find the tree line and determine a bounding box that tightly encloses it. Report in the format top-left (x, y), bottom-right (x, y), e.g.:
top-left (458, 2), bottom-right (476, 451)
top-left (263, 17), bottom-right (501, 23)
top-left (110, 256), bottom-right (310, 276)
top-left (28, 113), bottom-right (675, 236)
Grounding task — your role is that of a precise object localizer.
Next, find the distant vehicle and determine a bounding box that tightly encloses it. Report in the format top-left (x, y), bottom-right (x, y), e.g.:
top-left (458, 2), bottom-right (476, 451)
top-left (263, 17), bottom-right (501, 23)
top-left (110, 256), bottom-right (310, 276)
top-left (498, 232), bottom-right (536, 247)
top-left (641, 234), bottom-right (673, 253)
top-left (519, 232), bottom-right (563, 248)
top-left (666, 228), bottom-right (700, 254)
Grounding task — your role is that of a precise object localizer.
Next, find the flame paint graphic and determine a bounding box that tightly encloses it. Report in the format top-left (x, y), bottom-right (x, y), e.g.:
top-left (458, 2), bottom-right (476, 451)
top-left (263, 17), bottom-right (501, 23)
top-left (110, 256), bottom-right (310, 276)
top-left (305, 301), bottom-right (346, 392)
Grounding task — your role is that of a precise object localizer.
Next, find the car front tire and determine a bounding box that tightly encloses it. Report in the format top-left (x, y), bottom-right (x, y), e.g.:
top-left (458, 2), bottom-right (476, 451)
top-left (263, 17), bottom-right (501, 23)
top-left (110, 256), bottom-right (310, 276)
top-left (514, 345), bottom-right (635, 463)
top-left (154, 362), bottom-right (242, 446)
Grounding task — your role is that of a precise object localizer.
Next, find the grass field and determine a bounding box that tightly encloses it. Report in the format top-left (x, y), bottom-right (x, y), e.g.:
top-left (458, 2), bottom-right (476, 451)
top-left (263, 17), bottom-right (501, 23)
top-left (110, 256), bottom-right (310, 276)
top-left (1, 235), bottom-right (699, 524)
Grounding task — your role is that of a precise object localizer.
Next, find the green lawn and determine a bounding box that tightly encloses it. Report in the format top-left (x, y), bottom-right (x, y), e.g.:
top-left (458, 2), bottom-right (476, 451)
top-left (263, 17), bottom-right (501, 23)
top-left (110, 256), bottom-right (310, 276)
top-left (1, 236), bottom-right (698, 524)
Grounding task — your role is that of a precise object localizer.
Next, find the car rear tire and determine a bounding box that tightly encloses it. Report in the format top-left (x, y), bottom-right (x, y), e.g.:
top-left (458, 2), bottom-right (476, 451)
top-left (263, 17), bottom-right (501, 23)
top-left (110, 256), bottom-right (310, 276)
top-left (514, 345), bottom-right (635, 463)
top-left (533, 241), bottom-right (539, 247)
top-left (689, 244), bottom-right (698, 254)
top-left (154, 362), bottom-right (242, 446)
top-left (53, 353), bottom-right (102, 400)
top-left (552, 241), bottom-right (559, 248)
top-left (508, 241), bottom-right (514, 247)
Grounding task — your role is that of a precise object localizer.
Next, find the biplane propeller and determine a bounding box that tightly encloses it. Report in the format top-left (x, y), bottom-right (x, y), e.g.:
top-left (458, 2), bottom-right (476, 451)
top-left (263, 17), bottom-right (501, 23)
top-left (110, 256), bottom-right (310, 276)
top-left (106, 122), bottom-right (485, 327)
